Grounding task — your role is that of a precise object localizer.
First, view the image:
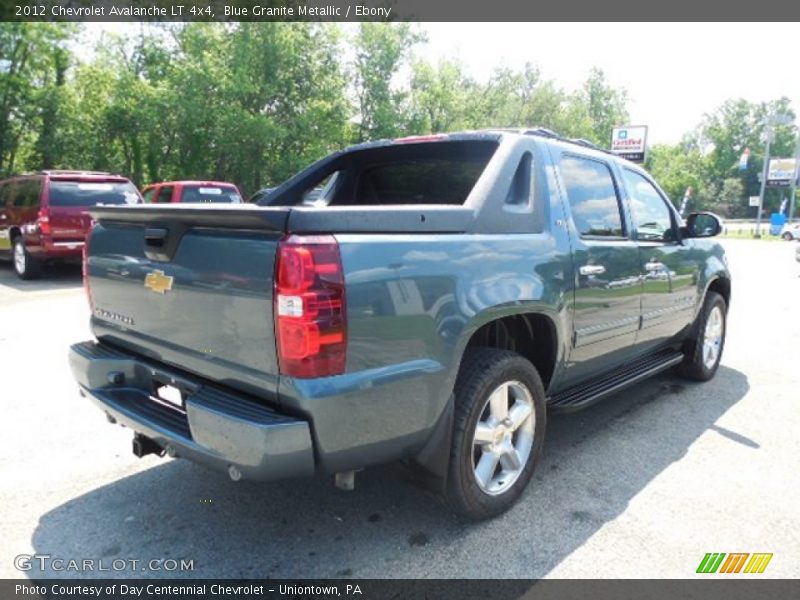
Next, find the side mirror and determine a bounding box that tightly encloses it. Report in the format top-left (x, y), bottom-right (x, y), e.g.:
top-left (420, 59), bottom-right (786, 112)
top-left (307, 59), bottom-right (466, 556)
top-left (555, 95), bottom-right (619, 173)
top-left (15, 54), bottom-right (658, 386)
top-left (683, 212), bottom-right (722, 238)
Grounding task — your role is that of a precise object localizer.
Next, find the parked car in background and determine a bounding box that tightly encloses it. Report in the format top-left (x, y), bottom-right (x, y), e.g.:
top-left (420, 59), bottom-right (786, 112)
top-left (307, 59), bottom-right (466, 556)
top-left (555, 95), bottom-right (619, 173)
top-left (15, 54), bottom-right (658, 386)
top-left (0, 170), bottom-right (141, 279)
top-left (142, 181), bottom-right (242, 204)
top-left (780, 222), bottom-right (800, 241)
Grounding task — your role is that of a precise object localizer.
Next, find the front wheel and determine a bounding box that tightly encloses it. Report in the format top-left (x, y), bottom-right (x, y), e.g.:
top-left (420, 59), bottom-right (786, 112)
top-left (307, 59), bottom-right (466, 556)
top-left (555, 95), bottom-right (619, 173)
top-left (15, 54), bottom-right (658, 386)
top-left (445, 348), bottom-right (547, 520)
top-left (679, 291), bottom-right (727, 381)
top-left (12, 236), bottom-right (41, 280)
top-left (782, 232), bottom-right (793, 241)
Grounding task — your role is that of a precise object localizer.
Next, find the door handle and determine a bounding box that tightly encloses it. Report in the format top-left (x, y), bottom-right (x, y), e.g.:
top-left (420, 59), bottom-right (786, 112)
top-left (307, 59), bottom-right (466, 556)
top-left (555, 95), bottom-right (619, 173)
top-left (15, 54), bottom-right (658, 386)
top-left (579, 264), bottom-right (606, 276)
top-left (144, 227), bottom-right (169, 248)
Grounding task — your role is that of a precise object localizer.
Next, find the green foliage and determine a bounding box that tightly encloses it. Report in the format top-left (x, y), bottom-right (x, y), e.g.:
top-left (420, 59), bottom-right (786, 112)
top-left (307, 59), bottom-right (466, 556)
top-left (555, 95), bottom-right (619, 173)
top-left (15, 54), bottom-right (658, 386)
top-left (353, 23), bottom-right (422, 141)
top-left (0, 23), bottom-right (76, 176)
top-left (573, 67), bottom-right (629, 145)
top-left (675, 97), bottom-right (798, 216)
top-left (646, 144), bottom-right (707, 208)
top-left (2, 22), bottom-right (795, 211)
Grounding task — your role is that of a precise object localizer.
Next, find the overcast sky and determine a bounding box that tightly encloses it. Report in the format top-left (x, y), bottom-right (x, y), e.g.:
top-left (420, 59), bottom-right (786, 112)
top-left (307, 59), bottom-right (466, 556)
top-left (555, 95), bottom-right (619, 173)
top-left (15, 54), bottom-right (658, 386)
top-left (80, 22), bottom-right (799, 146)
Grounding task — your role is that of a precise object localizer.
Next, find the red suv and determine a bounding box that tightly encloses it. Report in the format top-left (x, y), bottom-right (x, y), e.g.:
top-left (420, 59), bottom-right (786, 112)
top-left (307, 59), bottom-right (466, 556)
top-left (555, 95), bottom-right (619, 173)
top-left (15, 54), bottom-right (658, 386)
top-left (141, 180), bottom-right (243, 204)
top-left (0, 170), bottom-right (142, 279)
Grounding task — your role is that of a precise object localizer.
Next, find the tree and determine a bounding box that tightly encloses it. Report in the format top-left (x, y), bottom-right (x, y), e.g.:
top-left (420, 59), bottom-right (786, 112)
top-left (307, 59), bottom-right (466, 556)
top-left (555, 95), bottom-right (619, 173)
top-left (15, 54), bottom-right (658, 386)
top-left (646, 144), bottom-right (709, 209)
top-left (572, 67), bottom-right (628, 146)
top-left (689, 98), bottom-right (797, 215)
top-left (0, 23), bottom-right (76, 176)
top-left (408, 59), bottom-right (475, 133)
top-left (352, 23), bottom-right (422, 142)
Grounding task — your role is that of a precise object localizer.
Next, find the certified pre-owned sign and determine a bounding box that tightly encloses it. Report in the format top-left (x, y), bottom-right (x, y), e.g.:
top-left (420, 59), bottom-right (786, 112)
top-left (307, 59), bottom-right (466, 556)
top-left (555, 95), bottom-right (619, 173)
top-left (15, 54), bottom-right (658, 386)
top-left (611, 125), bottom-right (648, 163)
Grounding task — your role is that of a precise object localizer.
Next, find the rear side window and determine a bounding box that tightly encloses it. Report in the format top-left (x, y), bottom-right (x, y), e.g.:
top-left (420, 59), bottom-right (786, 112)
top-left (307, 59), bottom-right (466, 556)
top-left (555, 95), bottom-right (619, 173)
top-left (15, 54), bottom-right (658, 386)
top-left (154, 186), bottom-right (173, 203)
top-left (180, 185), bottom-right (241, 204)
top-left (48, 181), bottom-right (141, 207)
top-left (16, 178), bottom-right (42, 207)
top-left (560, 156), bottom-right (625, 238)
top-left (142, 188), bottom-right (156, 203)
top-left (1, 181), bottom-right (19, 207)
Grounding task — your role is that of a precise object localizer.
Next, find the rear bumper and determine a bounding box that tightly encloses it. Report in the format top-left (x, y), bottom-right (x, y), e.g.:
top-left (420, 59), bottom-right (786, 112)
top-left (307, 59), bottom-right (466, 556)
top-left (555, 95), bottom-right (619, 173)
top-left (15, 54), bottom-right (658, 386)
top-left (28, 235), bottom-right (84, 260)
top-left (69, 341), bottom-right (315, 481)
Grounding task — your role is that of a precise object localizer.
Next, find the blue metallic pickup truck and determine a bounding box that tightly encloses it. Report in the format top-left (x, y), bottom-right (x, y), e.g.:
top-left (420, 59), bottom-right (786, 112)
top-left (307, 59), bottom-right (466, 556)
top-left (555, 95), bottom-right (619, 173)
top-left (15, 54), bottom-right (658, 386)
top-left (69, 130), bottom-right (731, 519)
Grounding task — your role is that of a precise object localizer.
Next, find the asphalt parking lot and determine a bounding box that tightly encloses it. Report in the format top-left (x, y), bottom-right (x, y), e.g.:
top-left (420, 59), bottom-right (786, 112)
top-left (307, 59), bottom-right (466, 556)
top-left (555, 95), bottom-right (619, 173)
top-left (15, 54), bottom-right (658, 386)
top-left (1, 239), bottom-right (798, 579)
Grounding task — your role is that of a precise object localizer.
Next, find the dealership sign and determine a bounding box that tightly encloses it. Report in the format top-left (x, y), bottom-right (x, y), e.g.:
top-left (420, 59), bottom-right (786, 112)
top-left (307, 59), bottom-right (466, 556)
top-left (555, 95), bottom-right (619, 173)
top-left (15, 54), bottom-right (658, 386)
top-left (767, 158), bottom-right (798, 186)
top-left (610, 126), bottom-right (648, 162)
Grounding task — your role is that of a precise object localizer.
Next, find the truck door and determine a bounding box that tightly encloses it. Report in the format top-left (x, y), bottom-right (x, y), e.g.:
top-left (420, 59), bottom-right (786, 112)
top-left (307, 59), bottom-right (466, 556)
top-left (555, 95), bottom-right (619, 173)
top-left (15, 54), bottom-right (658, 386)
top-left (619, 168), bottom-right (698, 347)
top-left (557, 153), bottom-right (643, 384)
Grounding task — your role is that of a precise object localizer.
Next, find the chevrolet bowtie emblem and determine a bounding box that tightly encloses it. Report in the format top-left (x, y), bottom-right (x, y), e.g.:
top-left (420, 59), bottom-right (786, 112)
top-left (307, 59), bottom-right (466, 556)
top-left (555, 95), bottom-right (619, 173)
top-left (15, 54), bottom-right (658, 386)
top-left (144, 270), bottom-right (174, 294)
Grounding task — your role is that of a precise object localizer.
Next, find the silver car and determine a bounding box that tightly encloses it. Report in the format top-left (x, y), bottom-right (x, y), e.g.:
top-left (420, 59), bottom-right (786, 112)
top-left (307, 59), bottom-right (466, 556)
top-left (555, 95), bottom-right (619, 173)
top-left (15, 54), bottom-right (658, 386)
top-left (782, 223), bottom-right (800, 240)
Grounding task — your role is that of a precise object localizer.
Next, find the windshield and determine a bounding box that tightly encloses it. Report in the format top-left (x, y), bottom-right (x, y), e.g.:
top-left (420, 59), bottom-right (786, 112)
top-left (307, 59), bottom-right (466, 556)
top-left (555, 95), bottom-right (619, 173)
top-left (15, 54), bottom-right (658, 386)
top-left (180, 185), bottom-right (241, 203)
top-left (48, 180), bottom-right (141, 207)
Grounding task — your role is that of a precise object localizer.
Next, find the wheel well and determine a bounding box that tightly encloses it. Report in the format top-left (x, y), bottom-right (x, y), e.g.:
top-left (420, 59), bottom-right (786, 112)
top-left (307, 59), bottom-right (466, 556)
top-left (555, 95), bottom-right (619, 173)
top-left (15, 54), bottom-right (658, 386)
top-left (465, 313), bottom-right (557, 390)
top-left (707, 277), bottom-right (731, 308)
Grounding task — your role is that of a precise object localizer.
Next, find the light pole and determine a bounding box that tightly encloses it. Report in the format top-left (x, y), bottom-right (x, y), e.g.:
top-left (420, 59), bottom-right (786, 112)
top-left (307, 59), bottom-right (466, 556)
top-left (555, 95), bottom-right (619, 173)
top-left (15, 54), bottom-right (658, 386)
top-left (754, 121), bottom-right (772, 238)
top-left (755, 111), bottom-right (792, 238)
top-left (788, 131), bottom-right (800, 223)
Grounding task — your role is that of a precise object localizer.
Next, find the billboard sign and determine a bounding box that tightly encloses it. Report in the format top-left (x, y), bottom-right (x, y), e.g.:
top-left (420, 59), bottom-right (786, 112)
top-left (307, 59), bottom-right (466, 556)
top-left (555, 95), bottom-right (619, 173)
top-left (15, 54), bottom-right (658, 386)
top-left (610, 126), bottom-right (648, 163)
top-left (767, 158), bottom-right (798, 186)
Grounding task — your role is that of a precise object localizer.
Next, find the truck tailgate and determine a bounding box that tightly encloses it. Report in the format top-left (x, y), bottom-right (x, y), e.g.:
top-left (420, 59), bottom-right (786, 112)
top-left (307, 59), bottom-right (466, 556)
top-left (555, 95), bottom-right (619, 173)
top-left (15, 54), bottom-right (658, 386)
top-left (86, 205), bottom-right (289, 400)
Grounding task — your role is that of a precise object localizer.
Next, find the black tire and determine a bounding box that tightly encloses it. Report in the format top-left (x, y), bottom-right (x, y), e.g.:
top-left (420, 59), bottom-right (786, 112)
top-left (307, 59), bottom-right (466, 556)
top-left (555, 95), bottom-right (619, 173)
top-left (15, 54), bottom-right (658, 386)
top-left (783, 232), bottom-right (793, 241)
top-left (679, 291), bottom-right (727, 381)
top-left (445, 348), bottom-right (547, 520)
top-left (12, 235), bottom-right (41, 280)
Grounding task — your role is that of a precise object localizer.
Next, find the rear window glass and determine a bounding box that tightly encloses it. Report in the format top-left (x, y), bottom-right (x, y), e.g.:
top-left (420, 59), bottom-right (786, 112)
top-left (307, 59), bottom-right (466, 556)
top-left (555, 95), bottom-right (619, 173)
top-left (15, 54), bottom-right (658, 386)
top-left (180, 185), bottom-right (241, 203)
top-left (265, 140), bottom-right (497, 207)
top-left (48, 181), bottom-right (141, 207)
top-left (354, 159), bottom-right (485, 205)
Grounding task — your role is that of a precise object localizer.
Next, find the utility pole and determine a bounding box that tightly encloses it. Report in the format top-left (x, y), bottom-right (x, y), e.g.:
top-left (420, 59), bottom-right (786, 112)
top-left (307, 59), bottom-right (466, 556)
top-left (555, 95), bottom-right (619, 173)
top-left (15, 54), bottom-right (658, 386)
top-left (754, 115), bottom-right (773, 239)
top-left (755, 111), bottom-right (792, 237)
top-left (788, 130), bottom-right (800, 223)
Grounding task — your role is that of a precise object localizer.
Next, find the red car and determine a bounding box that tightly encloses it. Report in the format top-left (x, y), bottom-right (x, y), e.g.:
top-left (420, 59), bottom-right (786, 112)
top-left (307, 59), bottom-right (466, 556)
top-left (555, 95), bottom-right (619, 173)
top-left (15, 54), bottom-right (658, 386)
top-left (0, 170), bottom-right (142, 279)
top-left (141, 180), bottom-right (243, 204)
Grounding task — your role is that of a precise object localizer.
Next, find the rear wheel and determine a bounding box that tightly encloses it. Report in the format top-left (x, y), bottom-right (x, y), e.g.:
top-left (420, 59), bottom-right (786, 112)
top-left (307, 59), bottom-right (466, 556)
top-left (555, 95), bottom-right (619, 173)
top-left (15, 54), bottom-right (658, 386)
top-left (679, 291), bottom-right (726, 381)
top-left (445, 348), bottom-right (546, 520)
top-left (12, 236), bottom-right (41, 280)
top-left (783, 232), bottom-right (793, 241)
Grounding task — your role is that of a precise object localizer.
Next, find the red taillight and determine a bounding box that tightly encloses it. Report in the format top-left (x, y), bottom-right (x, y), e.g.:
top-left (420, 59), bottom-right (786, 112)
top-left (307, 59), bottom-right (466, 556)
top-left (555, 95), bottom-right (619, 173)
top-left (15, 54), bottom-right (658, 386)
top-left (37, 207), bottom-right (51, 235)
top-left (275, 235), bottom-right (346, 378)
top-left (82, 226), bottom-right (94, 311)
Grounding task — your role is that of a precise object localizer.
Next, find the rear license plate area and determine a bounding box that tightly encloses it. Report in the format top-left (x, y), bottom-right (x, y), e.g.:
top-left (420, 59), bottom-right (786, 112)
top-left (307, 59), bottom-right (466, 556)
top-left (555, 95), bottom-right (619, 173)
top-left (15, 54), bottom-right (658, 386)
top-left (151, 383), bottom-right (187, 413)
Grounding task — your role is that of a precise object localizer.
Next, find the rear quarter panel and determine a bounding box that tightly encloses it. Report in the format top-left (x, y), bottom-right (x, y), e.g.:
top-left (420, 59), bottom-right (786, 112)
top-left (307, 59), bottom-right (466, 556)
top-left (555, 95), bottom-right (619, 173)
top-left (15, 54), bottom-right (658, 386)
top-left (279, 232), bottom-right (573, 472)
